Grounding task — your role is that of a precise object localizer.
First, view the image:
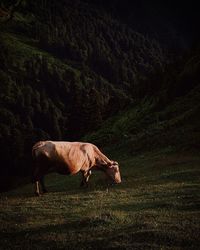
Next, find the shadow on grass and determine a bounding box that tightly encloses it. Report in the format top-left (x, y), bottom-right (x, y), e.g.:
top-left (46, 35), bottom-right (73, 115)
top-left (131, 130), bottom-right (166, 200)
top-left (111, 189), bottom-right (200, 212)
top-left (159, 169), bottom-right (200, 182)
top-left (2, 179), bottom-right (113, 199)
top-left (114, 201), bottom-right (200, 213)
top-left (2, 173), bottom-right (144, 199)
top-left (1, 221), bottom-right (199, 250)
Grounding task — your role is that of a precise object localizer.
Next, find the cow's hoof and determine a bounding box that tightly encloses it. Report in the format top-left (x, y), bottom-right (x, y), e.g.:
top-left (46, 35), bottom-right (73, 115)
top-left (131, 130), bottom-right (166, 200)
top-left (35, 192), bottom-right (41, 197)
top-left (80, 182), bottom-right (84, 187)
top-left (80, 183), bottom-right (89, 188)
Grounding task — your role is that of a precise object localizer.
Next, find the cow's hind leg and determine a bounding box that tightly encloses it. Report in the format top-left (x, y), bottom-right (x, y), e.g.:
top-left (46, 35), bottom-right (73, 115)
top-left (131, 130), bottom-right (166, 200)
top-left (35, 181), bottom-right (40, 196)
top-left (33, 168), bottom-right (41, 196)
top-left (33, 164), bottom-right (43, 196)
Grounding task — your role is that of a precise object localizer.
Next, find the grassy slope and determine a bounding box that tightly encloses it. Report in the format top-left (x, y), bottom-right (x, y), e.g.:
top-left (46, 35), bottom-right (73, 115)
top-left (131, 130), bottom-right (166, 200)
top-left (84, 83), bottom-right (200, 153)
top-left (0, 150), bottom-right (200, 249)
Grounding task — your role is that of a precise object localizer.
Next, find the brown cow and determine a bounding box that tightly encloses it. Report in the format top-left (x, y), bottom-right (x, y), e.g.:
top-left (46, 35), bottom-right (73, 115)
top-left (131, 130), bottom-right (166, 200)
top-left (32, 141), bottom-right (121, 196)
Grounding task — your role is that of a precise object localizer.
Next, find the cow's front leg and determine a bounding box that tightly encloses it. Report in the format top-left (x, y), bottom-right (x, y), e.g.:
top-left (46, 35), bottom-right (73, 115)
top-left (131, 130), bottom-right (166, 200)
top-left (85, 170), bottom-right (92, 184)
top-left (80, 170), bottom-right (92, 187)
top-left (40, 176), bottom-right (47, 193)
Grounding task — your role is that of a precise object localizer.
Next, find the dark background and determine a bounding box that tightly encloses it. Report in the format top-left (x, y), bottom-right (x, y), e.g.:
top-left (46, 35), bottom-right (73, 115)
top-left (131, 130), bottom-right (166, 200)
top-left (0, 0), bottom-right (199, 190)
top-left (84, 0), bottom-right (200, 47)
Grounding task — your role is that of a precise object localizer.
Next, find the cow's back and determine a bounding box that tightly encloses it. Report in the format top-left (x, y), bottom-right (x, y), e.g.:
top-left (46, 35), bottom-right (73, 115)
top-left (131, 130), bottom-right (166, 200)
top-left (53, 141), bottom-right (96, 174)
top-left (32, 141), bottom-right (97, 175)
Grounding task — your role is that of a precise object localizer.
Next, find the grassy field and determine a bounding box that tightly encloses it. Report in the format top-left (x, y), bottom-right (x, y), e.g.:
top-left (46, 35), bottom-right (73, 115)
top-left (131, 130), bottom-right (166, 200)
top-left (0, 150), bottom-right (200, 249)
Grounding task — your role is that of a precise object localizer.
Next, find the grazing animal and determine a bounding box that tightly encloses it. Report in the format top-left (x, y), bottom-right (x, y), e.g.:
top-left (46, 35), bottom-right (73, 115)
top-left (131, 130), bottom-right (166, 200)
top-left (32, 141), bottom-right (121, 196)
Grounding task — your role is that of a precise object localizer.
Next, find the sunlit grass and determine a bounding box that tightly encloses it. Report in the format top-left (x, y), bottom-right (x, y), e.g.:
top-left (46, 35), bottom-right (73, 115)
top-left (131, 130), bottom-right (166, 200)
top-left (0, 150), bottom-right (200, 249)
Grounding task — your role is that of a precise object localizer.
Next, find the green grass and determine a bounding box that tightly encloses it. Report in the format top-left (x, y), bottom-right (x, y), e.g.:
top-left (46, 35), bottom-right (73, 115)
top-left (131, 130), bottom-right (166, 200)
top-left (84, 85), bottom-right (200, 153)
top-left (0, 150), bottom-right (200, 249)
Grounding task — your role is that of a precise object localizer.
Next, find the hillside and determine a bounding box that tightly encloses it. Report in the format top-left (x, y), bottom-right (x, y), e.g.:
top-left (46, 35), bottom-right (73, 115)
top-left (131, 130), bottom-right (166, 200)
top-left (0, 0), bottom-right (167, 186)
top-left (0, 1), bottom-right (200, 249)
top-left (84, 60), bottom-right (200, 153)
top-left (0, 1), bottom-right (199, 188)
top-left (96, 0), bottom-right (199, 49)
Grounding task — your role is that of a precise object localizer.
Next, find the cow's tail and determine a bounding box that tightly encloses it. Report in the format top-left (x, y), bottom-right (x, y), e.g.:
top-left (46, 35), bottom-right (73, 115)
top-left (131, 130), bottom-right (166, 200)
top-left (93, 145), bottom-right (112, 165)
top-left (31, 141), bottom-right (45, 183)
top-left (32, 141), bottom-right (45, 159)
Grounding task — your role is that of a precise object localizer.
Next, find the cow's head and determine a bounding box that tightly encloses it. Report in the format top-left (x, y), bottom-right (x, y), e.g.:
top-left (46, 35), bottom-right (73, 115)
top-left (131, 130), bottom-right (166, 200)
top-left (105, 161), bottom-right (121, 184)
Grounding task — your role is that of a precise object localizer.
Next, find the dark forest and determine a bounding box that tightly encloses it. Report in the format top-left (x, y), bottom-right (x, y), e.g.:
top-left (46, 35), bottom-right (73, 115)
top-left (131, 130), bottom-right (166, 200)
top-left (0, 1), bottom-right (200, 248)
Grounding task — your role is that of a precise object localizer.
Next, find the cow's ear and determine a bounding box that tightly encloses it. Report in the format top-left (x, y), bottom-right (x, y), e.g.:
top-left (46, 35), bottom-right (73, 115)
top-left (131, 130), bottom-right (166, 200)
top-left (111, 161), bottom-right (118, 166)
top-left (108, 163), bottom-right (116, 169)
top-left (109, 165), bottom-right (119, 171)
